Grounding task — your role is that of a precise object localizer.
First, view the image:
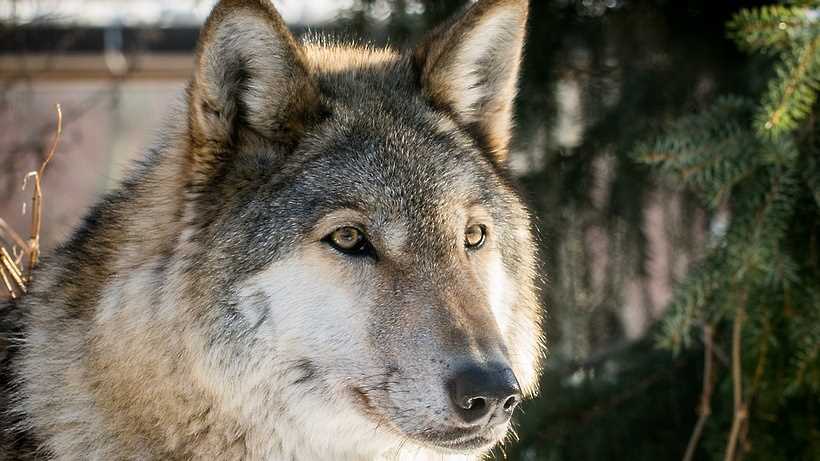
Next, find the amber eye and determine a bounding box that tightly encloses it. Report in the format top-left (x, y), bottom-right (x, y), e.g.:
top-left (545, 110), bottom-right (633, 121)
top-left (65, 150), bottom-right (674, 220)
top-left (324, 226), bottom-right (373, 257)
top-left (465, 224), bottom-right (486, 250)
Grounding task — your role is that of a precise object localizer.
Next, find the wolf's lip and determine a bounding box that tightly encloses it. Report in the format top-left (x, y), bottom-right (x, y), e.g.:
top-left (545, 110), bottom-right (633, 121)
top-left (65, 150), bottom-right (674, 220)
top-left (416, 428), bottom-right (497, 451)
top-left (435, 434), bottom-right (494, 451)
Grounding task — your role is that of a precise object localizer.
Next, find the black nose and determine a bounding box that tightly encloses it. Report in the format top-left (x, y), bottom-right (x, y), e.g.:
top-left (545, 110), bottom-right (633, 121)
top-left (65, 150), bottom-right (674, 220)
top-left (447, 365), bottom-right (522, 426)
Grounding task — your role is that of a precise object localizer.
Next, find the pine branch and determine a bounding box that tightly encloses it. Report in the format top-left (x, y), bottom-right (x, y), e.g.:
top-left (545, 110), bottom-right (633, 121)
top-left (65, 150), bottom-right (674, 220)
top-left (757, 34), bottom-right (820, 137)
top-left (785, 286), bottom-right (820, 394)
top-left (636, 97), bottom-right (764, 208)
top-left (657, 250), bottom-right (728, 351)
top-left (803, 150), bottom-right (820, 207)
top-left (729, 5), bottom-right (819, 55)
top-left (724, 166), bottom-right (799, 287)
top-left (641, 4), bottom-right (820, 459)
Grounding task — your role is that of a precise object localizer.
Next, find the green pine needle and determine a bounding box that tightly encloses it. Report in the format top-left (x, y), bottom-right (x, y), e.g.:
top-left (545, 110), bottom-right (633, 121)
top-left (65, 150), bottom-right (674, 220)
top-left (756, 34), bottom-right (820, 137)
top-left (729, 5), bottom-right (819, 55)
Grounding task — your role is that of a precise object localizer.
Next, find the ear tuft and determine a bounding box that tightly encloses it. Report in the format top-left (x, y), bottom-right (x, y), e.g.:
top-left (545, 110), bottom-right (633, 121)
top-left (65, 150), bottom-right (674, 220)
top-left (415, 0), bottom-right (529, 163)
top-left (189, 0), bottom-right (318, 158)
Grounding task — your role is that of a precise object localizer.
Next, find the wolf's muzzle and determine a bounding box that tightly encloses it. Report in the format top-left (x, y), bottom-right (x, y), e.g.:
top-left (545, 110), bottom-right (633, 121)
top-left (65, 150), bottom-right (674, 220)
top-left (447, 364), bottom-right (522, 426)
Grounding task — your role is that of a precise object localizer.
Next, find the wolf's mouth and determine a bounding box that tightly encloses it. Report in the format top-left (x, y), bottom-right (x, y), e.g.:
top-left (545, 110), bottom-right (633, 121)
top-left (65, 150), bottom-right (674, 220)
top-left (415, 427), bottom-right (499, 452)
top-left (349, 384), bottom-right (508, 452)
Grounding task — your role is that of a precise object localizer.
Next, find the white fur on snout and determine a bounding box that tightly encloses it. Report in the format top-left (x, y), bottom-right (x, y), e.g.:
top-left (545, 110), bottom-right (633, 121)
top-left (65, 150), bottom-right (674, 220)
top-left (220, 248), bottom-right (477, 460)
top-left (487, 253), bottom-right (515, 335)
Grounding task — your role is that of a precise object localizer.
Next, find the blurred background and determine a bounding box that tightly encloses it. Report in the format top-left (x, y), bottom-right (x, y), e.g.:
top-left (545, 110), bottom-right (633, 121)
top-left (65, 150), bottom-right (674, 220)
top-left (2, 1), bottom-right (818, 460)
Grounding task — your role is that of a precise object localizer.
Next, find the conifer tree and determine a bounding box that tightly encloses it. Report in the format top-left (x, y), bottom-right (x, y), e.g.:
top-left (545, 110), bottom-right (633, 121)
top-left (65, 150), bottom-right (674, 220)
top-left (636, 3), bottom-right (820, 459)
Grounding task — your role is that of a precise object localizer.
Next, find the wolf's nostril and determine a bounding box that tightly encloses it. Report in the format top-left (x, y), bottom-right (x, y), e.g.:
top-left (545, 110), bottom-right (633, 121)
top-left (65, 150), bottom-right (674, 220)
top-left (464, 396), bottom-right (487, 411)
top-left (447, 365), bottom-right (522, 425)
top-left (502, 394), bottom-right (520, 412)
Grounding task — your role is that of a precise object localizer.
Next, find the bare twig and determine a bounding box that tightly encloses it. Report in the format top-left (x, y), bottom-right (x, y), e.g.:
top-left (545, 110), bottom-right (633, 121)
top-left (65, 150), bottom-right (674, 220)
top-left (683, 323), bottom-right (716, 461)
top-left (23, 104), bottom-right (62, 280)
top-left (1, 103), bottom-right (62, 300)
top-left (737, 315), bottom-right (774, 459)
top-left (0, 248), bottom-right (25, 301)
top-left (0, 247), bottom-right (25, 292)
top-left (0, 266), bottom-right (17, 300)
top-left (0, 217), bottom-right (28, 251)
top-left (724, 305), bottom-right (748, 461)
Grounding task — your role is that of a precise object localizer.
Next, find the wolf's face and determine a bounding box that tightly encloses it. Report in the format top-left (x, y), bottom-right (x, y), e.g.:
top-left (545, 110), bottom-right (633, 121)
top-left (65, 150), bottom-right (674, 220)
top-left (180, 0), bottom-right (541, 456)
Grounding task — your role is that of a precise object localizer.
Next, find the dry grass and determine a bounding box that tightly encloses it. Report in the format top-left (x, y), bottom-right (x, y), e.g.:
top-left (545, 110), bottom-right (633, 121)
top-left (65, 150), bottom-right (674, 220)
top-left (1, 104), bottom-right (62, 300)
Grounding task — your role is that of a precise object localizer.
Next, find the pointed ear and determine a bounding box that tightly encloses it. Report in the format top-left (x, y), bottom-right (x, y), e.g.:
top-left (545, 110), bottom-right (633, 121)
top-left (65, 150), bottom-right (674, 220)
top-left (415, 0), bottom-right (528, 162)
top-left (188, 0), bottom-right (319, 163)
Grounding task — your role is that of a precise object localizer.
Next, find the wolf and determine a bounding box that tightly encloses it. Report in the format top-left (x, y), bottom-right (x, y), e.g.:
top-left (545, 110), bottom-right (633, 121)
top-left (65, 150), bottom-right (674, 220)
top-left (0, 0), bottom-right (543, 459)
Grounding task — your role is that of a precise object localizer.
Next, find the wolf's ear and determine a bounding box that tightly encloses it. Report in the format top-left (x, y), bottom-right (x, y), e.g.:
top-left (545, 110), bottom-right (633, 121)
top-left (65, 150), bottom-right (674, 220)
top-left (189, 0), bottom-right (318, 162)
top-left (414, 0), bottom-right (528, 162)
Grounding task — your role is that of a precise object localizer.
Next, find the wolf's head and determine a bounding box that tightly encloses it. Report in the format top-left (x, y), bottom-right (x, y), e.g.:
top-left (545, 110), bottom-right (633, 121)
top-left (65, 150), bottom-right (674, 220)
top-left (180, 0), bottom-right (542, 456)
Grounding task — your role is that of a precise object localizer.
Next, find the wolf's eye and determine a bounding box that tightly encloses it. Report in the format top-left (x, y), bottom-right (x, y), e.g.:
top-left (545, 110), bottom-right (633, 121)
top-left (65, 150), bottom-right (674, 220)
top-left (465, 224), bottom-right (486, 250)
top-left (324, 226), bottom-right (373, 257)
